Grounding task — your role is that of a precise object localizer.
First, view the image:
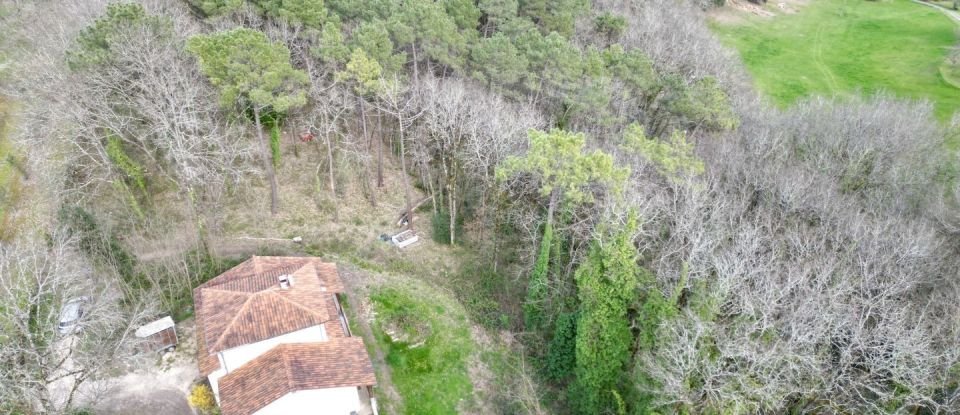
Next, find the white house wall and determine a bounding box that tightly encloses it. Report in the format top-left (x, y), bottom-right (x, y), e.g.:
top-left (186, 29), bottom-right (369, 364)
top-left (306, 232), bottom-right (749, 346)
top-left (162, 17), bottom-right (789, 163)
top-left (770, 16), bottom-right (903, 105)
top-left (207, 324), bottom-right (328, 403)
top-left (254, 387), bottom-right (362, 415)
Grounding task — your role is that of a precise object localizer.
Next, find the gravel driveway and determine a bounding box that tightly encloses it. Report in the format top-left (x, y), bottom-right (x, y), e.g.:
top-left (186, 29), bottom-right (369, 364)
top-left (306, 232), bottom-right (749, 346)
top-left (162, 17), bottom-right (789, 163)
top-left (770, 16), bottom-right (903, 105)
top-left (77, 320), bottom-right (200, 415)
top-left (94, 387), bottom-right (192, 415)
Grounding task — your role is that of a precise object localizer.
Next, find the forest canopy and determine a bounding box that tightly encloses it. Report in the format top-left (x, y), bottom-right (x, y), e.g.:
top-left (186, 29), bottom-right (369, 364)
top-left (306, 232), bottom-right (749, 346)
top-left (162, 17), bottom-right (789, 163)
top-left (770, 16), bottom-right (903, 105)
top-left (1, 0), bottom-right (959, 414)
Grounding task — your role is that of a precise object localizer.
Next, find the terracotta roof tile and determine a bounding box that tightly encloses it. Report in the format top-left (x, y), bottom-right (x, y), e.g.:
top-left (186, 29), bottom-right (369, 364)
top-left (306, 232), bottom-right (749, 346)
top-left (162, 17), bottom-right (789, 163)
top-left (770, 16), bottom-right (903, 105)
top-left (193, 288), bottom-right (221, 375)
top-left (218, 339), bottom-right (377, 415)
top-left (194, 256), bottom-right (348, 373)
top-left (324, 295), bottom-right (347, 338)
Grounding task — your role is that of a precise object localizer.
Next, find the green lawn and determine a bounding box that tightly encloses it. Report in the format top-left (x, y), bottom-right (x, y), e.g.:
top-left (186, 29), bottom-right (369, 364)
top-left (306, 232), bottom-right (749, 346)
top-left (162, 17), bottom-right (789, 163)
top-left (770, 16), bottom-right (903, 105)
top-left (712, 0), bottom-right (960, 120)
top-left (369, 283), bottom-right (475, 414)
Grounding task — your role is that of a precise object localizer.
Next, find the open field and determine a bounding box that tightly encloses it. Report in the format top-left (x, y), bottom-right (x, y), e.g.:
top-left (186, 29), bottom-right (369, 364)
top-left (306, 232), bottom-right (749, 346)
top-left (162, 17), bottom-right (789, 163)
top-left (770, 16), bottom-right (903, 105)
top-left (712, 0), bottom-right (960, 120)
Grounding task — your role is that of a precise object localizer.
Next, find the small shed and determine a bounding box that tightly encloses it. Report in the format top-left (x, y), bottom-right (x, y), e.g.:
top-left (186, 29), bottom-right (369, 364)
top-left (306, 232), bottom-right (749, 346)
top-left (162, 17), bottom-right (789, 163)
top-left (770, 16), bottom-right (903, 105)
top-left (135, 316), bottom-right (177, 353)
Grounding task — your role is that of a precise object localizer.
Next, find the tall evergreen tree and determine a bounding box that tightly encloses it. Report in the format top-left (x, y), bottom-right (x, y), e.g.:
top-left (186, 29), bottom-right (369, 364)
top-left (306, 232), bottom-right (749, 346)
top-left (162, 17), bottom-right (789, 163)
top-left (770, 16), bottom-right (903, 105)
top-left (478, 0), bottom-right (518, 29)
top-left (518, 0), bottom-right (588, 36)
top-left (67, 2), bottom-right (170, 69)
top-left (254, 0), bottom-right (328, 27)
top-left (187, 28), bottom-right (309, 215)
top-left (351, 21), bottom-right (405, 74)
top-left (497, 128), bottom-right (627, 226)
top-left (621, 123), bottom-right (704, 183)
top-left (470, 33), bottom-right (528, 93)
top-left (390, 0), bottom-right (469, 78)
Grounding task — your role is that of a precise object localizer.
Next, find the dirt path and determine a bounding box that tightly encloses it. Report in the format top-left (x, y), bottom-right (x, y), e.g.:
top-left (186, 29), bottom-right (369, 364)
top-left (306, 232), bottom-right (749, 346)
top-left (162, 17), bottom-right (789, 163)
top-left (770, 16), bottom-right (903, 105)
top-left (338, 266), bottom-right (404, 412)
top-left (911, 0), bottom-right (960, 23)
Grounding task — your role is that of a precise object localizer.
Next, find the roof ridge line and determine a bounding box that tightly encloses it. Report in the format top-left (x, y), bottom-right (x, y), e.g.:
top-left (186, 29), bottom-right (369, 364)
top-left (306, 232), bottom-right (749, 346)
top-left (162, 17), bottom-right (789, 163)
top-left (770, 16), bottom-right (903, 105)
top-left (198, 257), bottom-right (254, 287)
top-left (210, 294), bottom-right (255, 352)
top-left (252, 255), bottom-right (262, 276)
top-left (266, 290), bottom-right (327, 319)
top-left (300, 262), bottom-right (328, 290)
top-left (201, 287), bottom-right (254, 296)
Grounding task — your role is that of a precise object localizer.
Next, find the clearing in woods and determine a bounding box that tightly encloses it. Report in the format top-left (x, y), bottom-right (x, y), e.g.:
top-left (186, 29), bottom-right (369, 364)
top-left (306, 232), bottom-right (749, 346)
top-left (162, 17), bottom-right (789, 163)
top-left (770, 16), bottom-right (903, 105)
top-left (711, 0), bottom-right (960, 122)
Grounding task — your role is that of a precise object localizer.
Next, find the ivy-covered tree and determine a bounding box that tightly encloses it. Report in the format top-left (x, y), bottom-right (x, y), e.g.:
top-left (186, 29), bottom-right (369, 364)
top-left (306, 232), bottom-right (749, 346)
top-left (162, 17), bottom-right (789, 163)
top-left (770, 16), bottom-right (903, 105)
top-left (571, 216), bottom-right (640, 414)
top-left (500, 129), bottom-right (628, 358)
top-left (524, 222), bottom-right (553, 331)
top-left (187, 28), bottom-right (308, 215)
top-left (545, 309), bottom-right (578, 382)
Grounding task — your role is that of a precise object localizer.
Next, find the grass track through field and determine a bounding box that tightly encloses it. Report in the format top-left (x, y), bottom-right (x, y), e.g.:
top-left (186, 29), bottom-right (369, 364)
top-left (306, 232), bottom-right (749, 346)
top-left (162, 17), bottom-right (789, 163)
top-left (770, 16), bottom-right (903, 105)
top-left (712, 0), bottom-right (960, 121)
top-left (911, 0), bottom-right (960, 24)
top-left (813, 23), bottom-right (840, 94)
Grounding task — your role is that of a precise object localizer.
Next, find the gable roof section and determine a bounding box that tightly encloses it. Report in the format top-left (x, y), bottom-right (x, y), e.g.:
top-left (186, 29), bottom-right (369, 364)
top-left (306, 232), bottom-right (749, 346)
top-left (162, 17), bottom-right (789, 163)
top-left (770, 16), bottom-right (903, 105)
top-left (217, 339), bottom-right (377, 415)
top-left (194, 256), bottom-right (346, 361)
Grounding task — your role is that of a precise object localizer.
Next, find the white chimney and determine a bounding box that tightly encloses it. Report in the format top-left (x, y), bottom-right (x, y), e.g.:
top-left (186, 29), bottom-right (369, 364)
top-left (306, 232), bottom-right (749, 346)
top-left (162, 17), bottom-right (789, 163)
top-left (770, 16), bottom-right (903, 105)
top-left (278, 274), bottom-right (292, 289)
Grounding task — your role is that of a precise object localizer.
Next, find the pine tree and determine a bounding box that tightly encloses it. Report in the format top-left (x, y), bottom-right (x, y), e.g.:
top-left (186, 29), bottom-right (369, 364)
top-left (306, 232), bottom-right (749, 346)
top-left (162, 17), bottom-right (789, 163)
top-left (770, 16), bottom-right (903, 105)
top-left (67, 3), bottom-right (170, 69)
top-left (187, 28), bottom-right (309, 215)
top-left (254, 0), bottom-right (328, 28)
top-left (470, 33), bottom-right (529, 93)
top-left (497, 128), bottom-right (628, 226)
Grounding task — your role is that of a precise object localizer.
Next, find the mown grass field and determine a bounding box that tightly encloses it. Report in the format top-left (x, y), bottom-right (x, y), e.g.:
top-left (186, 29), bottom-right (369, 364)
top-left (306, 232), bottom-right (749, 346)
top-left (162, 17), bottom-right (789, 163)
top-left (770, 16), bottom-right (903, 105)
top-left (712, 0), bottom-right (960, 120)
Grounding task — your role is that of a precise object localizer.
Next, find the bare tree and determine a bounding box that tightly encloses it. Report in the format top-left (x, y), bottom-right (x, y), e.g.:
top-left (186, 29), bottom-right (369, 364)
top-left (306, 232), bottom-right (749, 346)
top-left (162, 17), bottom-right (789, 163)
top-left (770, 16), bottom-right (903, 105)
top-left (375, 77), bottom-right (424, 230)
top-left (302, 80), bottom-right (351, 221)
top-left (631, 96), bottom-right (960, 413)
top-left (414, 76), bottom-right (544, 244)
top-left (0, 233), bottom-right (158, 413)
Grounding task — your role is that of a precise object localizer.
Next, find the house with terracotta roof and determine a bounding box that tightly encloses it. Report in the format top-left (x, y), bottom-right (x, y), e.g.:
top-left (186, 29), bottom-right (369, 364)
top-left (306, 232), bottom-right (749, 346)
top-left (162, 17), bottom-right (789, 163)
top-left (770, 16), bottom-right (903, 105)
top-left (193, 256), bottom-right (378, 415)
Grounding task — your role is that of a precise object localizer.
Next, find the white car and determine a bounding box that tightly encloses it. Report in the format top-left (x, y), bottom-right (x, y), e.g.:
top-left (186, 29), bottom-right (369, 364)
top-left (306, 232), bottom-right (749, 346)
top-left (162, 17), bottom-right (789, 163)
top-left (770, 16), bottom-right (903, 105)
top-left (57, 296), bottom-right (91, 335)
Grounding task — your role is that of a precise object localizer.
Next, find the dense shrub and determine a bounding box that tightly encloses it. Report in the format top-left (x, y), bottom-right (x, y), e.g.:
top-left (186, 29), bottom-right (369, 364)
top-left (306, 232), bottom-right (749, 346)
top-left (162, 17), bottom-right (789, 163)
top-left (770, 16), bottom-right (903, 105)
top-left (188, 383), bottom-right (218, 415)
